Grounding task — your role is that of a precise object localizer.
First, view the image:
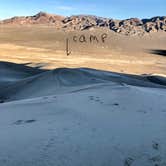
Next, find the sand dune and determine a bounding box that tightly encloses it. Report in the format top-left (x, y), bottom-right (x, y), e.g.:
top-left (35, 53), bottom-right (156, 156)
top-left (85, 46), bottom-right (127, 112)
top-left (0, 62), bottom-right (166, 166)
top-left (0, 62), bottom-right (166, 103)
top-left (0, 62), bottom-right (44, 87)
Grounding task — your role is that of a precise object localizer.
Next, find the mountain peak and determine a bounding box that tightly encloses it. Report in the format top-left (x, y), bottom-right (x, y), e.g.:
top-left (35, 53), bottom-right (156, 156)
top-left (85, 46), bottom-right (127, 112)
top-left (0, 12), bottom-right (64, 26)
top-left (33, 11), bottom-right (56, 18)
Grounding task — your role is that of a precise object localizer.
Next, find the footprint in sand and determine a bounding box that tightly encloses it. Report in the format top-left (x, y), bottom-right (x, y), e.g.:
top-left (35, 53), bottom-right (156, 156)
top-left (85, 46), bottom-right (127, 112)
top-left (13, 119), bottom-right (36, 125)
top-left (88, 96), bottom-right (104, 104)
top-left (124, 157), bottom-right (134, 166)
top-left (113, 103), bottom-right (119, 106)
top-left (152, 141), bottom-right (160, 150)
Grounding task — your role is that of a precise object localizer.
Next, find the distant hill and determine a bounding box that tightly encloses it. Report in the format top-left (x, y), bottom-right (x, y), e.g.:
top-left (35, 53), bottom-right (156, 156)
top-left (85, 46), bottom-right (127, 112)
top-left (0, 12), bottom-right (64, 28)
top-left (0, 12), bottom-right (166, 35)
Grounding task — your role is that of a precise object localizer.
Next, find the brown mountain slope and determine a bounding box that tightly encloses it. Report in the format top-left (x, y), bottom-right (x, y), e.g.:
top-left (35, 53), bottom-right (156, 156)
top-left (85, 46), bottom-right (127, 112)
top-left (62, 15), bottom-right (166, 35)
top-left (0, 12), bottom-right (64, 27)
top-left (0, 12), bottom-right (166, 35)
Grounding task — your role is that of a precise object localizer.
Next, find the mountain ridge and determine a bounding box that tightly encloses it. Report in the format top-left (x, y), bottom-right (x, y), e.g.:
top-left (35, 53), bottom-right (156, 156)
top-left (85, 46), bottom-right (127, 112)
top-left (0, 12), bottom-right (166, 35)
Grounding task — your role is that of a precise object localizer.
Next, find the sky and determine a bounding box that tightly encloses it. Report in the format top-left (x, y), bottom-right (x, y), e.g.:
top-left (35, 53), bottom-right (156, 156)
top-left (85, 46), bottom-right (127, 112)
top-left (0, 0), bottom-right (165, 20)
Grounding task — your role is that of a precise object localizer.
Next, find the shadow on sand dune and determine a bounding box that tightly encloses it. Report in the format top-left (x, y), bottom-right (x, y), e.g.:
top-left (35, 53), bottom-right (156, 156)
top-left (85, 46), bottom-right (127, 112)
top-left (149, 49), bottom-right (166, 56)
top-left (0, 61), bottom-right (166, 103)
top-left (0, 61), bottom-right (48, 85)
top-left (0, 61), bottom-right (48, 74)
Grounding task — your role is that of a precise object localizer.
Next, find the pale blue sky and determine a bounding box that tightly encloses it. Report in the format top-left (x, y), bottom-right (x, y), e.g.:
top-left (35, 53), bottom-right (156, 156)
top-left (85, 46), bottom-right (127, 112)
top-left (0, 0), bottom-right (165, 20)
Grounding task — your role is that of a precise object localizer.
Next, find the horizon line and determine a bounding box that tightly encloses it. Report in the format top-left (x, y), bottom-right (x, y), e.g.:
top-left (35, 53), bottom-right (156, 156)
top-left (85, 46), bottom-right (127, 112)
top-left (0, 11), bottom-right (165, 21)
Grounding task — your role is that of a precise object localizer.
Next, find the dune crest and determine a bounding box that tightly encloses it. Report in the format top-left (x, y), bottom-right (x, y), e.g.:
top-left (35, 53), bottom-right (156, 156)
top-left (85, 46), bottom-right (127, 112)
top-left (0, 62), bottom-right (166, 103)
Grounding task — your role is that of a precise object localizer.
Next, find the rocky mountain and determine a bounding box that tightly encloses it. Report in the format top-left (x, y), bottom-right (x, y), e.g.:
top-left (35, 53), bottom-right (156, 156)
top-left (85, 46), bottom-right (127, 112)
top-left (0, 12), bottom-right (64, 27)
top-left (62, 15), bottom-right (166, 35)
top-left (0, 12), bottom-right (166, 35)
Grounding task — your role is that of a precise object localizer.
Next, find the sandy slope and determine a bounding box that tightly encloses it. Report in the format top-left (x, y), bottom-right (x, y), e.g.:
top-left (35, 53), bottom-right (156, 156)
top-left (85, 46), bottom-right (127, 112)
top-left (0, 26), bottom-right (166, 75)
top-left (0, 83), bottom-right (166, 166)
top-left (0, 62), bottom-right (166, 166)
